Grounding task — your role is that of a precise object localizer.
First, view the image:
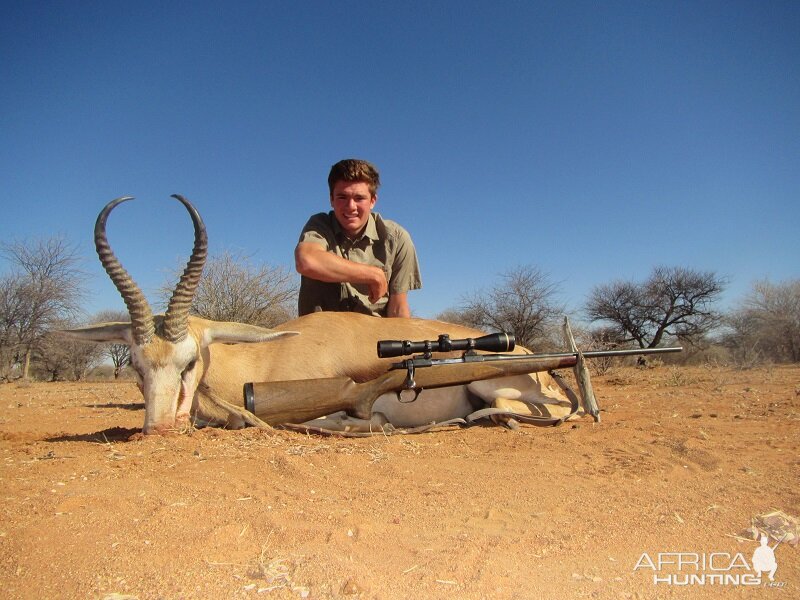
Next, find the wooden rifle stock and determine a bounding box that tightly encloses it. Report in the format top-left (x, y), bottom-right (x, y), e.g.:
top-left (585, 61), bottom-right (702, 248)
top-left (244, 354), bottom-right (578, 425)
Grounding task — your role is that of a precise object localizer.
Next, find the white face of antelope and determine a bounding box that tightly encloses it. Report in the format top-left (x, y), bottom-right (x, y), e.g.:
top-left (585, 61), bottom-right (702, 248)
top-left (60, 315), bottom-right (296, 434)
top-left (65, 195), bottom-right (298, 435)
top-left (69, 194), bottom-right (211, 434)
top-left (128, 334), bottom-right (201, 434)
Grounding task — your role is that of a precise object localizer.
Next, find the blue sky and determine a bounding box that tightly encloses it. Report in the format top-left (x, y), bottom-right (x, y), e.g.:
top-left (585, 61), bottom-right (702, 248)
top-left (2, 1), bottom-right (798, 321)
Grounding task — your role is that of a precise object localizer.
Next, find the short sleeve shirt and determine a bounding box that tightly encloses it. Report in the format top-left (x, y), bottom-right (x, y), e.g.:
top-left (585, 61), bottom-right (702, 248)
top-left (298, 212), bottom-right (422, 317)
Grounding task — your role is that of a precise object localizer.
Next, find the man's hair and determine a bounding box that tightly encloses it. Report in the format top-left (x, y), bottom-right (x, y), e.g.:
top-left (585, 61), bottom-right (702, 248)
top-left (328, 159), bottom-right (381, 196)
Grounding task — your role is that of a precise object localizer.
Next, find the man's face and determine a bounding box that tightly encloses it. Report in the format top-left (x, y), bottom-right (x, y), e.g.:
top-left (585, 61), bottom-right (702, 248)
top-left (330, 180), bottom-right (376, 239)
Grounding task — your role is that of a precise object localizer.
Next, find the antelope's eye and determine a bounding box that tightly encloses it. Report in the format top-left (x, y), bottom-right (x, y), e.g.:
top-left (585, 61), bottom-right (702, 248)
top-left (182, 360), bottom-right (197, 377)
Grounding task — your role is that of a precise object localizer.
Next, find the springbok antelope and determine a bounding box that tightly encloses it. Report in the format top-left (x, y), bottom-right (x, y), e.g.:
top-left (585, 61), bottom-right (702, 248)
top-left (62, 195), bottom-right (577, 435)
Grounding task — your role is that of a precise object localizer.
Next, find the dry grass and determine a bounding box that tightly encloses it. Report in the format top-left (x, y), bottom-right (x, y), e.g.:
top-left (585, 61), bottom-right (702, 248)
top-left (250, 533), bottom-right (307, 596)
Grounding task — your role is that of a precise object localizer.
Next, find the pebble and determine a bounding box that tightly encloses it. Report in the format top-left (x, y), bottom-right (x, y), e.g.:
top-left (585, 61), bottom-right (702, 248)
top-left (341, 578), bottom-right (363, 595)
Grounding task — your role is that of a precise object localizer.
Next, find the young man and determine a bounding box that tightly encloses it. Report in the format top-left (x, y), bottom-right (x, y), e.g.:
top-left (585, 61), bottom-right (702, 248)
top-left (295, 159), bottom-right (422, 318)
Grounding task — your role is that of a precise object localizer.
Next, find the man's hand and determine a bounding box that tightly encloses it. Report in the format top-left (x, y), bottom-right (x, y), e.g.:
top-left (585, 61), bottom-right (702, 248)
top-left (366, 267), bottom-right (388, 303)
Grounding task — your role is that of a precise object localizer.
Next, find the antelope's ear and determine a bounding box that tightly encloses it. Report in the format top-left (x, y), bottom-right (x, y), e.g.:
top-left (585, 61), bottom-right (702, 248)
top-left (55, 322), bottom-right (133, 345)
top-left (201, 322), bottom-right (299, 346)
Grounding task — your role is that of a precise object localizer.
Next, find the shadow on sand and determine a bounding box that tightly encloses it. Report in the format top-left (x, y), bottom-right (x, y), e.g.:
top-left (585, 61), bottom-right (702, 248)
top-left (46, 426), bottom-right (140, 443)
top-left (86, 402), bottom-right (144, 411)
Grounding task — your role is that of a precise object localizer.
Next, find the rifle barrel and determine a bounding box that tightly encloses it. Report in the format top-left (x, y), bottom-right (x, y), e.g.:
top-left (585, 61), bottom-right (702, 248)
top-left (483, 346), bottom-right (683, 362)
top-left (481, 346), bottom-right (683, 360)
top-left (578, 346), bottom-right (682, 359)
top-left (391, 346), bottom-right (682, 370)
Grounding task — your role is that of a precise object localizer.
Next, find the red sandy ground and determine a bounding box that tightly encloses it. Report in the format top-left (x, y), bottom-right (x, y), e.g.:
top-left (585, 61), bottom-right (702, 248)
top-left (0, 365), bottom-right (798, 599)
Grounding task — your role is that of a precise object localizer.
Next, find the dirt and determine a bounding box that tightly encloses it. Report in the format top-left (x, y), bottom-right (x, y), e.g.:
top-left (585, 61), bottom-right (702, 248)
top-left (0, 365), bottom-right (798, 600)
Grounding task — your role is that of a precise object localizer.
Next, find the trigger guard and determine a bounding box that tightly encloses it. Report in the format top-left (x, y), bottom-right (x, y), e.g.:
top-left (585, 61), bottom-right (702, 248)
top-left (396, 387), bottom-right (423, 403)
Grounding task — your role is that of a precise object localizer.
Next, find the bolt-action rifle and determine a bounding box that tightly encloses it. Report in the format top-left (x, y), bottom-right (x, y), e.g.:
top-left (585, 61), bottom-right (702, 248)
top-left (244, 332), bottom-right (682, 426)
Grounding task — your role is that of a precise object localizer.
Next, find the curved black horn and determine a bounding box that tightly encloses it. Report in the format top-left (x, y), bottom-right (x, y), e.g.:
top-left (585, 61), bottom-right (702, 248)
top-left (162, 194), bottom-right (208, 342)
top-left (95, 196), bottom-right (155, 345)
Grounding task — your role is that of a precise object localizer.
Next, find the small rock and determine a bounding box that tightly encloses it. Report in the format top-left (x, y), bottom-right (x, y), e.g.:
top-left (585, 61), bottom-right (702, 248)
top-left (341, 578), bottom-right (363, 595)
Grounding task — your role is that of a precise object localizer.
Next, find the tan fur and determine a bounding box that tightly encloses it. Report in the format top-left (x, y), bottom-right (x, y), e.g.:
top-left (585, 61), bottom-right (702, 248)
top-left (65, 311), bottom-right (576, 433)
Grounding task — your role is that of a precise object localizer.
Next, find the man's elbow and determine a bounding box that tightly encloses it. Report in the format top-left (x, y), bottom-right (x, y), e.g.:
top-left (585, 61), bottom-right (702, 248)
top-left (294, 245), bottom-right (313, 276)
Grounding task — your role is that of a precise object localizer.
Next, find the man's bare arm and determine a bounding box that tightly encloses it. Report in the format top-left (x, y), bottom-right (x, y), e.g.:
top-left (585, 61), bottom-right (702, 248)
top-left (386, 292), bottom-right (411, 318)
top-left (295, 242), bottom-right (388, 303)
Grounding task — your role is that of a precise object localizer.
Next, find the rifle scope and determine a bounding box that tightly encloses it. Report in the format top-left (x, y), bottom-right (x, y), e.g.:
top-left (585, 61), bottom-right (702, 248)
top-left (377, 332), bottom-right (515, 359)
